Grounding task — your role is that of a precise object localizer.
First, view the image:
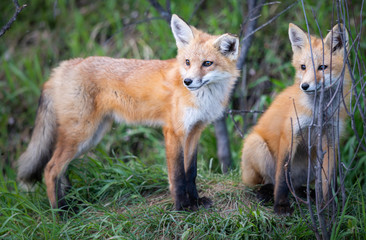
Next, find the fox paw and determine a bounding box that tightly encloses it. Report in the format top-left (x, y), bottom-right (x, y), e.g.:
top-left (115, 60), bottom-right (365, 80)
top-left (198, 196), bottom-right (213, 209)
top-left (274, 203), bottom-right (293, 216)
top-left (257, 184), bottom-right (274, 203)
top-left (175, 200), bottom-right (191, 211)
top-left (295, 186), bottom-right (315, 201)
top-left (176, 196), bottom-right (213, 211)
top-left (185, 196), bottom-right (213, 211)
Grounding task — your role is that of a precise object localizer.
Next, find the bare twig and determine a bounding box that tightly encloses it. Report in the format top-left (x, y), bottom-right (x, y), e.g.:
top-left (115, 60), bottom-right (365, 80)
top-left (312, 8), bottom-right (329, 239)
top-left (189, 0), bottom-right (206, 22)
top-left (237, 0), bottom-right (299, 68)
top-left (0, 0), bottom-right (27, 37)
top-left (103, 16), bottom-right (165, 46)
top-left (238, 1), bottom-right (281, 39)
top-left (226, 110), bottom-right (265, 138)
top-left (148, 0), bottom-right (172, 23)
top-left (236, 0), bottom-right (266, 69)
top-left (228, 112), bottom-right (244, 139)
top-left (227, 109), bottom-right (264, 115)
top-left (301, 0), bottom-right (324, 238)
top-left (215, 0), bottom-right (266, 171)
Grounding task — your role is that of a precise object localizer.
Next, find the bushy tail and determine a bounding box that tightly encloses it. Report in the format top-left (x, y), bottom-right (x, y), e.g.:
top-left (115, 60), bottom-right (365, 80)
top-left (17, 89), bottom-right (56, 185)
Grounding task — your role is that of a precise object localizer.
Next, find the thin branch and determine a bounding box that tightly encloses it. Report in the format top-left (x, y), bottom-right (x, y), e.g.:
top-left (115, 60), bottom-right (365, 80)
top-left (236, 0), bottom-right (266, 70)
top-left (300, 0), bottom-right (323, 238)
top-left (103, 16), bottom-right (165, 46)
top-left (238, 0), bottom-right (281, 37)
top-left (0, 0), bottom-right (27, 37)
top-left (227, 109), bottom-right (264, 115)
top-left (228, 112), bottom-right (245, 138)
top-left (189, 0), bottom-right (206, 23)
top-left (148, 0), bottom-right (172, 23)
top-left (236, 0), bottom-right (299, 68)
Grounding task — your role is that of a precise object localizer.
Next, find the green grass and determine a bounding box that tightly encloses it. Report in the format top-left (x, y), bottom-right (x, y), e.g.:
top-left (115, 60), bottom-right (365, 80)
top-left (1, 154), bottom-right (365, 239)
top-left (1, 0), bottom-right (365, 239)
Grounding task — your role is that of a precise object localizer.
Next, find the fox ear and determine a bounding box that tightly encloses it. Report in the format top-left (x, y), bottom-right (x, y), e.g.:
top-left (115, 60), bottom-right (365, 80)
top-left (324, 24), bottom-right (348, 54)
top-left (214, 34), bottom-right (239, 60)
top-left (289, 23), bottom-right (308, 51)
top-left (171, 14), bottom-right (194, 48)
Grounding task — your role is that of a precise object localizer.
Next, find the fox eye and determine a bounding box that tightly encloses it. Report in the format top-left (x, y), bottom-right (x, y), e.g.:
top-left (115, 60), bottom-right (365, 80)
top-left (185, 59), bottom-right (190, 66)
top-left (202, 61), bottom-right (213, 67)
top-left (301, 64), bottom-right (306, 70)
top-left (318, 65), bottom-right (328, 71)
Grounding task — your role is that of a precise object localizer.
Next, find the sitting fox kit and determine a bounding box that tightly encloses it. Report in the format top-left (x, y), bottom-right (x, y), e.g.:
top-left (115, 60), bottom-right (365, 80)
top-left (241, 23), bottom-right (350, 215)
top-left (17, 14), bottom-right (239, 211)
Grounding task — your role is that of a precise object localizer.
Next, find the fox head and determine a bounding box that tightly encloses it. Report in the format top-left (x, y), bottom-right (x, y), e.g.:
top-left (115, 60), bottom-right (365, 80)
top-left (171, 14), bottom-right (239, 91)
top-left (288, 23), bottom-right (349, 94)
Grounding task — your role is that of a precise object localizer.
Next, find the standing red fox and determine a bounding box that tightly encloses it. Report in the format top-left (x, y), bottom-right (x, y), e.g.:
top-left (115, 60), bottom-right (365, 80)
top-left (241, 23), bottom-right (350, 215)
top-left (17, 14), bottom-right (239, 211)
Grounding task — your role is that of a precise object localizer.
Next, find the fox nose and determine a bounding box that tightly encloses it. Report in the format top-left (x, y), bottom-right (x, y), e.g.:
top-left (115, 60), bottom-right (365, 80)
top-left (301, 83), bottom-right (310, 91)
top-left (184, 78), bottom-right (193, 86)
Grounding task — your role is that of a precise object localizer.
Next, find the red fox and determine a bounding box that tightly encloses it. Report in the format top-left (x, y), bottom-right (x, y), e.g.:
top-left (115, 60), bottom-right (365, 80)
top-left (17, 14), bottom-right (239, 211)
top-left (241, 23), bottom-right (350, 215)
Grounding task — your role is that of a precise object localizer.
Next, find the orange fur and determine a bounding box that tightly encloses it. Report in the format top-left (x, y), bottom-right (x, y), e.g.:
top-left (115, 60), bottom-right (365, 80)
top-left (17, 14), bottom-right (239, 211)
top-left (241, 23), bottom-right (351, 215)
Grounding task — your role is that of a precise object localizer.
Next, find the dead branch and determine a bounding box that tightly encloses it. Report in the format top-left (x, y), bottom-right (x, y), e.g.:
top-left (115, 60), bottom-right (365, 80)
top-left (227, 109), bottom-right (264, 115)
top-left (236, 0), bottom-right (266, 70)
top-left (189, 0), bottom-right (206, 22)
top-left (0, 0), bottom-right (27, 37)
top-left (236, 0), bottom-right (299, 68)
top-left (215, 0), bottom-right (266, 172)
top-left (148, 0), bottom-right (172, 23)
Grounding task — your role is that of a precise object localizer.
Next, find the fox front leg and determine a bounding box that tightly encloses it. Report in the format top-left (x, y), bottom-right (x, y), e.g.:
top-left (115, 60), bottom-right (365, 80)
top-left (163, 127), bottom-right (190, 211)
top-left (273, 152), bottom-right (293, 215)
top-left (184, 125), bottom-right (212, 210)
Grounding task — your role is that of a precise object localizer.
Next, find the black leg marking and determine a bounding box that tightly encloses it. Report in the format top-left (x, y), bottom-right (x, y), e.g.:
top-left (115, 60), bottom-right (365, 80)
top-left (185, 149), bottom-right (213, 210)
top-left (197, 196), bottom-right (213, 209)
top-left (56, 174), bottom-right (78, 216)
top-left (274, 183), bottom-right (293, 216)
top-left (274, 154), bottom-right (293, 215)
top-left (186, 149), bottom-right (199, 207)
top-left (56, 176), bottom-right (67, 211)
top-left (257, 184), bottom-right (274, 203)
top-left (174, 149), bottom-right (190, 211)
top-left (295, 186), bottom-right (315, 201)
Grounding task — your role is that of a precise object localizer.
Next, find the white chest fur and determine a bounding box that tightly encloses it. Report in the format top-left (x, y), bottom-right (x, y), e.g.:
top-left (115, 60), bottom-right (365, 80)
top-left (183, 80), bottom-right (230, 132)
top-left (293, 91), bottom-right (345, 137)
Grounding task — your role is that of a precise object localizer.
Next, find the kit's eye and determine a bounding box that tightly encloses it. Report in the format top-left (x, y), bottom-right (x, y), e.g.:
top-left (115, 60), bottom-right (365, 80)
top-left (202, 61), bottom-right (213, 67)
top-left (186, 59), bottom-right (190, 66)
top-left (318, 65), bottom-right (328, 71)
top-left (301, 64), bottom-right (306, 70)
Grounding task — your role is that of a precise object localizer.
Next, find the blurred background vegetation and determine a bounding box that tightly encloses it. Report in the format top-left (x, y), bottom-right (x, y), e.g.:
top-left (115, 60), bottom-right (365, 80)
top-left (0, 0), bottom-right (365, 238)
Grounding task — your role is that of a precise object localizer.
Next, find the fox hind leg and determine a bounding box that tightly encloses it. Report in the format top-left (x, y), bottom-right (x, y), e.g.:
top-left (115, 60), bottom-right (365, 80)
top-left (45, 117), bottom-right (113, 212)
top-left (242, 133), bottom-right (275, 204)
top-left (241, 133), bottom-right (270, 187)
top-left (44, 143), bottom-right (77, 211)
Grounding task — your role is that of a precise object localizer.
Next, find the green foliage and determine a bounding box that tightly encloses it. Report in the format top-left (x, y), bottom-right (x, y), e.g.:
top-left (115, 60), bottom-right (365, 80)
top-left (0, 0), bottom-right (365, 239)
top-left (331, 181), bottom-right (366, 239)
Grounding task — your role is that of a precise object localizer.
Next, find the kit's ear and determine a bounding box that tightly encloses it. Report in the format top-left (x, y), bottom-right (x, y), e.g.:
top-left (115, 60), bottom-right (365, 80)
top-left (214, 34), bottom-right (239, 60)
top-left (324, 24), bottom-right (349, 54)
top-left (171, 14), bottom-right (194, 48)
top-left (289, 23), bottom-right (309, 52)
